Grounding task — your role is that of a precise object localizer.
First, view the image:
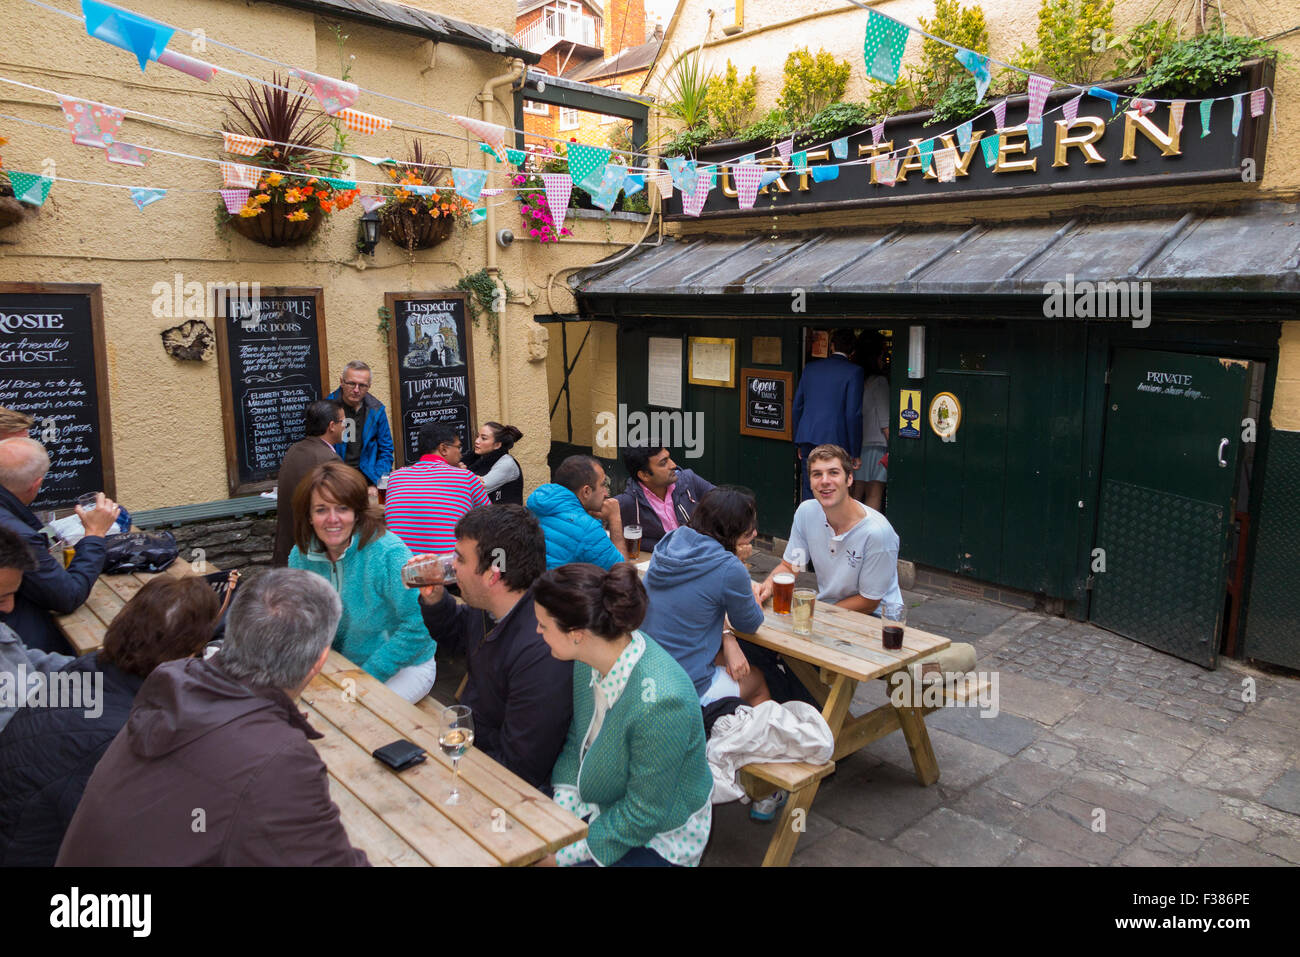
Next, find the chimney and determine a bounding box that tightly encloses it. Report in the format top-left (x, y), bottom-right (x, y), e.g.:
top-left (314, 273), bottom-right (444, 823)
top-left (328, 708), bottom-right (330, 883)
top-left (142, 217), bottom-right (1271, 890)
top-left (602, 0), bottom-right (646, 56)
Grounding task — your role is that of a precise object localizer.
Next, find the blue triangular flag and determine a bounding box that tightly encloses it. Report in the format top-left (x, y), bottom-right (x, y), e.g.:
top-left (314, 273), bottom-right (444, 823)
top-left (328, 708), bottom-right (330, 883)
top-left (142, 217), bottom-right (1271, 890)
top-left (666, 156), bottom-right (697, 195)
top-left (981, 133), bottom-right (1000, 168)
top-left (957, 121), bottom-right (973, 152)
top-left (808, 166), bottom-right (839, 183)
top-left (739, 153), bottom-right (756, 165)
top-left (452, 167), bottom-right (488, 201)
top-left (591, 163), bottom-right (629, 211)
top-left (862, 10), bottom-right (909, 85)
top-left (1200, 99), bottom-right (1213, 138)
top-left (1231, 94), bottom-right (1243, 136)
top-left (792, 151), bottom-right (808, 173)
top-left (506, 148), bottom-right (526, 167)
top-left (831, 137), bottom-right (848, 159)
top-left (406, 184), bottom-right (436, 197)
top-left (82, 0), bottom-right (175, 71)
top-left (129, 186), bottom-right (166, 209)
top-left (623, 173), bottom-right (645, 197)
top-left (758, 169), bottom-right (782, 189)
top-left (916, 138), bottom-right (934, 173)
top-left (1087, 86), bottom-right (1120, 114)
top-left (1026, 121), bottom-right (1043, 149)
top-left (954, 48), bottom-right (991, 103)
top-left (7, 172), bottom-right (53, 206)
top-left (470, 207), bottom-right (487, 224)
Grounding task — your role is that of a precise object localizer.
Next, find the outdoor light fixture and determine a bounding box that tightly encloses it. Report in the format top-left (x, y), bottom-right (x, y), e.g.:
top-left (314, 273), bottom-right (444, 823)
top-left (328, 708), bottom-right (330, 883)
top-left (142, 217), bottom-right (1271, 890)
top-left (908, 325), bottom-right (925, 379)
top-left (358, 209), bottom-right (380, 256)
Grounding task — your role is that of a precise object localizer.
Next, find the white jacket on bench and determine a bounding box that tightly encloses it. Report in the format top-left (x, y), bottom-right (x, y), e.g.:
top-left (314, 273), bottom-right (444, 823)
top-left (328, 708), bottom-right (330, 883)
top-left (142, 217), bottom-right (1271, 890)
top-left (706, 700), bottom-right (834, 803)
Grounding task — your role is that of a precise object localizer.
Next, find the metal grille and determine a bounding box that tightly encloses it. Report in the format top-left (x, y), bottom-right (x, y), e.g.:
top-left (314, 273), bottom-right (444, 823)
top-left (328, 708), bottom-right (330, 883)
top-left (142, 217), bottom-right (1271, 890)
top-left (1243, 431), bottom-right (1300, 670)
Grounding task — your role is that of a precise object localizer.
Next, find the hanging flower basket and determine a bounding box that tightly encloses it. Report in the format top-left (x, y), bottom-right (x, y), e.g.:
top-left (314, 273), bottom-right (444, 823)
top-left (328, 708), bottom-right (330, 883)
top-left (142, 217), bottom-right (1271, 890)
top-left (228, 199), bottom-right (323, 247)
top-left (379, 203), bottom-right (457, 250)
top-left (374, 142), bottom-right (475, 252)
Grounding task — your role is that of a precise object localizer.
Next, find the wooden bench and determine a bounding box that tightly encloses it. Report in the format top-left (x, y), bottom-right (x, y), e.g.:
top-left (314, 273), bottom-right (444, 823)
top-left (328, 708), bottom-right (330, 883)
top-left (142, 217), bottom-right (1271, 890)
top-left (738, 759), bottom-right (836, 867)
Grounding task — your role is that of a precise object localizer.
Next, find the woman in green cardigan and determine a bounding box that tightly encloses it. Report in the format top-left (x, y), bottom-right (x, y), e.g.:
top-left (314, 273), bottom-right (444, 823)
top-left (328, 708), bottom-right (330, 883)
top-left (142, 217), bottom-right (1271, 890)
top-left (534, 562), bottom-right (713, 867)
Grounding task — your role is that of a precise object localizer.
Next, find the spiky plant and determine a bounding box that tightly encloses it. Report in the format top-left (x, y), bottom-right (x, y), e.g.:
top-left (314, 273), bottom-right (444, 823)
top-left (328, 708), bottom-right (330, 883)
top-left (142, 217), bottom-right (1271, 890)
top-left (224, 73), bottom-right (335, 174)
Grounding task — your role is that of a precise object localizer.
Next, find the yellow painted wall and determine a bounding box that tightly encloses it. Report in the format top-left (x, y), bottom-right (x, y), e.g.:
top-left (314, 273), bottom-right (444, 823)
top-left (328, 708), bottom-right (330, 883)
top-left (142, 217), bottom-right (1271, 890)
top-left (0, 0), bottom-right (643, 506)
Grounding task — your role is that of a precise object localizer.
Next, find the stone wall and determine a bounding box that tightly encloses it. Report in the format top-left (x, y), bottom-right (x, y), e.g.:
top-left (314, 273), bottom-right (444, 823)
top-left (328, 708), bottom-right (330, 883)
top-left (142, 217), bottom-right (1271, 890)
top-left (165, 515), bottom-right (277, 576)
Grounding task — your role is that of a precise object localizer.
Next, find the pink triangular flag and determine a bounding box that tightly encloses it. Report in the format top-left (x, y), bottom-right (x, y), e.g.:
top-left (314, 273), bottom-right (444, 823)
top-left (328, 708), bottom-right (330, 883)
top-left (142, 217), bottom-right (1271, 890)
top-left (1027, 74), bottom-right (1051, 124)
top-left (874, 155), bottom-right (898, 186)
top-left (681, 168), bottom-right (714, 216)
top-left (934, 146), bottom-right (956, 183)
top-left (733, 164), bottom-right (763, 210)
top-left (1250, 89), bottom-right (1266, 117)
top-left (221, 188), bottom-right (250, 214)
top-left (871, 121), bottom-right (885, 145)
top-left (360, 195), bottom-right (386, 213)
top-left (775, 138), bottom-right (793, 161)
top-left (57, 96), bottom-right (124, 148)
top-left (1171, 100), bottom-right (1186, 132)
top-left (541, 173), bottom-right (573, 234)
top-left (221, 162), bottom-right (259, 188)
top-left (105, 142), bottom-right (149, 167)
top-left (453, 114), bottom-right (507, 161)
top-left (222, 132), bottom-right (271, 156)
top-left (1063, 94), bottom-right (1081, 124)
top-left (289, 67), bottom-right (358, 115)
top-left (157, 49), bottom-right (218, 82)
top-left (650, 169), bottom-right (673, 201)
top-left (1132, 98), bottom-right (1156, 117)
top-left (992, 100), bottom-right (1006, 128)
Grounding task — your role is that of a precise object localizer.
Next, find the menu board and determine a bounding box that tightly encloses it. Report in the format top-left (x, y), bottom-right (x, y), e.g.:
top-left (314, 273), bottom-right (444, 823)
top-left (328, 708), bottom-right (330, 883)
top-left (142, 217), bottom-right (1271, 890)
top-left (0, 284), bottom-right (115, 508)
top-left (215, 287), bottom-right (330, 494)
top-left (739, 368), bottom-right (792, 441)
top-left (386, 292), bottom-right (476, 467)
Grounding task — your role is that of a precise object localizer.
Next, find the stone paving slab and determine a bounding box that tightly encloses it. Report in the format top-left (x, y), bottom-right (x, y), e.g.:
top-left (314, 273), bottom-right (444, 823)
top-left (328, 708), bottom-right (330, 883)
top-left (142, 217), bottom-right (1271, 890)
top-left (1259, 770), bottom-right (1300, 816)
top-left (895, 807), bottom-right (1023, 866)
top-left (994, 670), bottom-right (1086, 727)
top-left (925, 707), bottom-right (1041, 757)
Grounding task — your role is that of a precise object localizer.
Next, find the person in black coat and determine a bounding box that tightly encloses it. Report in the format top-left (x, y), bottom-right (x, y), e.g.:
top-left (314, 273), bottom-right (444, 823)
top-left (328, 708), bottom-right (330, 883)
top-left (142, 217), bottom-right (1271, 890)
top-left (614, 444), bottom-right (715, 555)
top-left (462, 422), bottom-right (524, 505)
top-left (0, 575), bottom-right (219, 866)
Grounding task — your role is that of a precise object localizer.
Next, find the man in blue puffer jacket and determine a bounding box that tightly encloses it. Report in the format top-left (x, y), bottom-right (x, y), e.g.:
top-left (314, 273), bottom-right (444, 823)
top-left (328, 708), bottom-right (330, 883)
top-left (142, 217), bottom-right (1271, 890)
top-left (527, 455), bottom-right (627, 570)
top-left (327, 360), bottom-right (394, 488)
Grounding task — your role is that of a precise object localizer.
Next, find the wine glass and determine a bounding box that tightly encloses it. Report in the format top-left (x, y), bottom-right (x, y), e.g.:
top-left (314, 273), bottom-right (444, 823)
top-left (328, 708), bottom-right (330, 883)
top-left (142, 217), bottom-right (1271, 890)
top-left (439, 705), bottom-right (474, 805)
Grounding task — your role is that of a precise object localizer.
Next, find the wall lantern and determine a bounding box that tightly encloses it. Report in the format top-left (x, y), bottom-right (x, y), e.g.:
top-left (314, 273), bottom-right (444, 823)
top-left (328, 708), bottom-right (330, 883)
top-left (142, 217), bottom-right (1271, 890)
top-left (358, 209), bottom-right (380, 256)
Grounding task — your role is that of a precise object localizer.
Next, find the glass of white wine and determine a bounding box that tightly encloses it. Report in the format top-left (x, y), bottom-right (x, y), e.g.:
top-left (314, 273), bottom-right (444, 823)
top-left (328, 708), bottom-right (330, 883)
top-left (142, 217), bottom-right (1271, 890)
top-left (439, 705), bottom-right (474, 805)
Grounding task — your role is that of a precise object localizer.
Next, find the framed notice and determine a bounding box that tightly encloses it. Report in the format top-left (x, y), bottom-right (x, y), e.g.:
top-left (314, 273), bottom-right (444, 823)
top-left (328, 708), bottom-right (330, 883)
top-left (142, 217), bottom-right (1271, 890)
top-left (740, 368), bottom-right (792, 441)
top-left (647, 336), bottom-right (682, 408)
top-left (214, 287), bottom-right (330, 495)
top-left (386, 292), bottom-right (476, 468)
top-left (688, 337), bottom-right (736, 388)
top-left (0, 283), bottom-right (115, 508)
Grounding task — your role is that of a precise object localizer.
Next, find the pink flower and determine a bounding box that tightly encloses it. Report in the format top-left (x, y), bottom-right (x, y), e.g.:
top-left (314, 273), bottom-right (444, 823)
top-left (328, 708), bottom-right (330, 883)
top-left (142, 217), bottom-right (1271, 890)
top-left (530, 228), bottom-right (539, 236)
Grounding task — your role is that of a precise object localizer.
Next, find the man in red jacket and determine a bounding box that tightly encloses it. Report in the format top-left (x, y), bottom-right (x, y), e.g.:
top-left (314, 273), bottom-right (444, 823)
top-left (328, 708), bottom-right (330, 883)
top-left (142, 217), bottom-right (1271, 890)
top-left (56, 569), bottom-right (368, 866)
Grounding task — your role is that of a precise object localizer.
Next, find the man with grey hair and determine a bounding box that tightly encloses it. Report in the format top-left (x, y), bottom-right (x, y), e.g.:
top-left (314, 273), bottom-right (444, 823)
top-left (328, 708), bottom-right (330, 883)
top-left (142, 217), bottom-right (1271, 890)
top-left (0, 437), bottom-right (120, 654)
top-left (57, 569), bottom-right (369, 866)
top-left (327, 360), bottom-right (394, 488)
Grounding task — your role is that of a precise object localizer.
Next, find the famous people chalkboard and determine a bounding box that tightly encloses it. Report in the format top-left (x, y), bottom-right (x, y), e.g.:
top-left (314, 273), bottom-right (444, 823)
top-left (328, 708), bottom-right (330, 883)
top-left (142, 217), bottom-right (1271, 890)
top-left (739, 368), bottom-right (792, 441)
top-left (385, 292), bottom-right (476, 468)
top-left (214, 287), bottom-right (330, 495)
top-left (0, 284), bottom-right (115, 509)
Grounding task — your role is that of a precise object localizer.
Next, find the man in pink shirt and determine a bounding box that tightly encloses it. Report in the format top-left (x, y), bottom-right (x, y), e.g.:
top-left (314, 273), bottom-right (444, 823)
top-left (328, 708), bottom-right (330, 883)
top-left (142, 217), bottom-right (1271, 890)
top-left (614, 444), bottom-right (715, 555)
top-left (384, 424), bottom-right (490, 554)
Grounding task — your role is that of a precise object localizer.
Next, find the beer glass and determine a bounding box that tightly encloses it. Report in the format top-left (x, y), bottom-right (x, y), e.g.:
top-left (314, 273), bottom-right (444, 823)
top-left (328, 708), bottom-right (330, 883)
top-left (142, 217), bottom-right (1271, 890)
top-left (792, 588), bottom-right (816, 635)
top-left (624, 525), bottom-right (642, 559)
top-left (772, 572), bottom-right (796, 615)
top-left (881, 601), bottom-right (906, 651)
top-left (76, 492), bottom-right (99, 512)
top-left (402, 553), bottom-right (457, 588)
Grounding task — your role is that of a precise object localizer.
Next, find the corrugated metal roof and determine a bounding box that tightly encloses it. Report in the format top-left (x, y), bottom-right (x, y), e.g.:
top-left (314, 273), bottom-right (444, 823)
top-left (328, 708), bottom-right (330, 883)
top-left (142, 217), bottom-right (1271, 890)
top-left (569, 203), bottom-right (1300, 301)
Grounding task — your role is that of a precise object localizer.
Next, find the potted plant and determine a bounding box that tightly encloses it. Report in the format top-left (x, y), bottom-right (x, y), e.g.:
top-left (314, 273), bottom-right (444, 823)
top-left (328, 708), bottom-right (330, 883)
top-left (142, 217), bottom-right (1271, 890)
top-left (376, 142), bottom-right (476, 251)
top-left (221, 75), bottom-right (359, 247)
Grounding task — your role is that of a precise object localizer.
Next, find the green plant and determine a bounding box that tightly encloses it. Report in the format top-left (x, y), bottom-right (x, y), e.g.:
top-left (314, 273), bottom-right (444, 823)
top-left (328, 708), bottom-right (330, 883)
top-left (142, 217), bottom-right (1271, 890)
top-left (777, 48), bottom-right (851, 126)
top-left (659, 123), bottom-right (718, 155)
top-left (1035, 0), bottom-right (1115, 83)
top-left (327, 24), bottom-right (353, 164)
top-left (865, 69), bottom-right (923, 120)
top-left (917, 0), bottom-right (991, 101)
top-left (804, 102), bottom-right (874, 141)
top-left (703, 61), bottom-right (759, 137)
top-left (735, 109), bottom-right (793, 144)
top-left (376, 305), bottom-right (393, 344)
top-left (929, 75), bottom-right (983, 125)
top-left (1106, 17), bottom-right (1180, 79)
top-left (456, 269), bottom-right (515, 358)
top-left (658, 48), bottom-right (715, 131)
top-left (1133, 31), bottom-right (1276, 96)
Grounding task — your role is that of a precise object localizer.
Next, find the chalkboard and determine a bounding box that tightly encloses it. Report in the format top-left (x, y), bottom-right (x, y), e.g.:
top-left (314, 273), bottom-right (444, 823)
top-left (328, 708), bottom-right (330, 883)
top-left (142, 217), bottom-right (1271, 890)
top-left (385, 292), bottom-right (476, 467)
top-left (215, 287), bottom-right (330, 495)
top-left (739, 368), bottom-right (792, 441)
top-left (0, 284), bottom-right (115, 508)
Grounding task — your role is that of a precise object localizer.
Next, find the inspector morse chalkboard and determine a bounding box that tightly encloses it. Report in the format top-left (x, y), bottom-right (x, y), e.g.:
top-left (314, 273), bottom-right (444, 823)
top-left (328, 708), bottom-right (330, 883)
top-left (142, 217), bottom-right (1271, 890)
top-left (385, 292), bottom-right (476, 468)
top-left (740, 368), bottom-right (792, 442)
top-left (215, 287), bottom-right (330, 495)
top-left (0, 283), bottom-right (115, 509)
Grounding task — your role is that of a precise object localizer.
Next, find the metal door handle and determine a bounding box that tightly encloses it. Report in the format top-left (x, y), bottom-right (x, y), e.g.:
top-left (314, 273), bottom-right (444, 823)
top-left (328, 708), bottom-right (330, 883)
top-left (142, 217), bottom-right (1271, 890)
top-left (1217, 438), bottom-right (1229, 468)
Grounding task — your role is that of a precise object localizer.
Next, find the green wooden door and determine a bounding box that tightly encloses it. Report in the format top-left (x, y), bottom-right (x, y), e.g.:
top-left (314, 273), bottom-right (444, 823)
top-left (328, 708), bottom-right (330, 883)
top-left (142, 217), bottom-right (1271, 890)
top-left (1090, 348), bottom-right (1252, 667)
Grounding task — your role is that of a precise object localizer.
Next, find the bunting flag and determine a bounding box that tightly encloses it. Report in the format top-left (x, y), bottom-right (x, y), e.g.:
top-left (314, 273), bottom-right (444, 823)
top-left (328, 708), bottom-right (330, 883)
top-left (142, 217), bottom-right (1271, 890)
top-left (338, 108), bottom-right (392, 135)
top-left (623, 174), bottom-right (644, 197)
top-left (992, 100), bottom-right (1007, 129)
top-left (665, 156), bottom-right (695, 194)
top-left (451, 167), bottom-right (488, 201)
top-left (776, 138), bottom-right (794, 161)
top-left (506, 148), bottom-right (527, 167)
top-left (681, 168), bottom-right (714, 217)
top-left (220, 162), bottom-right (259, 188)
top-left (874, 156), bottom-right (898, 186)
top-left (1063, 94), bottom-right (1082, 124)
top-left (321, 177), bottom-right (358, 191)
top-left (157, 49), bottom-right (217, 82)
top-left (934, 146), bottom-right (957, 183)
top-left (758, 168), bottom-right (782, 190)
top-left (567, 142), bottom-right (610, 190)
top-left (81, 0), bottom-right (175, 71)
top-left (733, 163), bottom-right (763, 209)
top-left (289, 67), bottom-right (358, 115)
top-left (105, 142), bottom-right (149, 166)
top-left (862, 11), bottom-right (909, 84)
top-left (792, 150), bottom-right (808, 173)
top-left (1250, 88), bottom-right (1266, 118)
top-left (1200, 98), bottom-right (1213, 138)
top-left (1087, 86), bottom-right (1120, 114)
top-left (58, 97), bottom-right (124, 148)
top-left (1026, 120), bottom-right (1043, 149)
top-left (219, 188), bottom-right (249, 214)
top-left (8, 172), bottom-right (53, 206)
top-left (540, 173), bottom-right (572, 233)
top-left (591, 164), bottom-right (628, 211)
top-left (981, 133), bottom-right (1001, 168)
top-left (808, 165), bottom-right (839, 183)
top-left (915, 138), bottom-right (934, 173)
top-left (470, 207), bottom-right (487, 224)
top-left (956, 120), bottom-right (973, 152)
top-left (405, 184), bottom-right (435, 197)
top-left (482, 188), bottom-right (505, 197)
top-left (1231, 94), bottom-right (1243, 136)
top-left (222, 132), bottom-right (270, 156)
top-left (358, 155), bottom-right (397, 169)
top-left (737, 153), bottom-right (756, 165)
top-left (871, 122), bottom-right (885, 146)
top-left (129, 186), bottom-right (166, 210)
top-left (452, 115), bottom-right (508, 161)
top-left (359, 194), bottom-right (387, 213)
top-left (1171, 100), bottom-right (1186, 133)
top-left (831, 137), bottom-right (848, 159)
top-left (1131, 97), bottom-right (1156, 117)
top-left (1027, 75), bottom-right (1051, 124)
top-left (954, 48), bottom-right (991, 103)
top-left (649, 169), bottom-right (673, 201)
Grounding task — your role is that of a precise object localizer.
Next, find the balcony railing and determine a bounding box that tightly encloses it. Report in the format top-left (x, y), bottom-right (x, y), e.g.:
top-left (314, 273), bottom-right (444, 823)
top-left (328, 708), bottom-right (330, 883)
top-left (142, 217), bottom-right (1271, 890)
top-left (514, 10), bottom-right (598, 54)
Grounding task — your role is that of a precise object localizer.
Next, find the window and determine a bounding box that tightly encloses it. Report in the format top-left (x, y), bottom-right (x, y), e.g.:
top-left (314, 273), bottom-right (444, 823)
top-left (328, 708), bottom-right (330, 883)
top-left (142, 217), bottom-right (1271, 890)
top-left (559, 107), bottom-right (580, 130)
top-left (523, 69), bottom-right (550, 115)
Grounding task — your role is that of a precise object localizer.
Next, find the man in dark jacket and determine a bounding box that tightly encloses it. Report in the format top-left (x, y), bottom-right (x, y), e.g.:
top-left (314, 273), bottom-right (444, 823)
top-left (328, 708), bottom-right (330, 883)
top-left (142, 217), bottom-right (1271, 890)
top-left (614, 444), bottom-right (715, 554)
top-left (327, 360), bottom-right (394, 488)
top-left (792, 328), bottom-right (865, 501)
top-left (56, 569), bottom-right (369, 866)
top-left (0, 438), bottom-right (120, 654)
top-left (273, 399), bottom-right (344, 566)
top-left (413, 504), bottom-right (572, 792)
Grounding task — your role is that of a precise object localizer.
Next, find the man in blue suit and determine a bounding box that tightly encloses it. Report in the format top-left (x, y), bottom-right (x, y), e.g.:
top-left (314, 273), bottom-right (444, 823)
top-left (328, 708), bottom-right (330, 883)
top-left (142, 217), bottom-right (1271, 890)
top-left (327, 360), bottom-right (394, 491)
top-left (792, 329), bottom-right (864, 501)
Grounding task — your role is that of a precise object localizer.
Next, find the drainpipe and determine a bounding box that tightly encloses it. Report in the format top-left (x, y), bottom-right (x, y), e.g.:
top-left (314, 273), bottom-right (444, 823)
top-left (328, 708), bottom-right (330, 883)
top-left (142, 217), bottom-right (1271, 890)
top-left (480, 57), bottom-right (525, 421)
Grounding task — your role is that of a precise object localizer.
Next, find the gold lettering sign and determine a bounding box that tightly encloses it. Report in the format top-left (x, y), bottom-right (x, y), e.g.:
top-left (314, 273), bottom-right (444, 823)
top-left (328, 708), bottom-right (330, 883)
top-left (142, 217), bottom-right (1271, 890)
top-left (797, 149), bottom-right (830, 191)
top-left (994, 126), bottom-right (1038, 174)
top-left (758, 156), bottom-right (791, 194)
top-left (1053, 116), bottom-right (1106, 167)
top-left (1121, 108), bottom-right (1183, 160)
top-left (858, 141), bottom-right (894, 184)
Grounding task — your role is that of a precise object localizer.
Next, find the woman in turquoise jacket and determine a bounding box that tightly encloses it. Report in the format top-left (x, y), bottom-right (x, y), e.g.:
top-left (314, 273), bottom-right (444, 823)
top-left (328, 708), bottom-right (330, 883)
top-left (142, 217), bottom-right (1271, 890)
top-left (288, 461), bottom-right (436, 702)
top-left (534, 562), bottom-right (713, 867)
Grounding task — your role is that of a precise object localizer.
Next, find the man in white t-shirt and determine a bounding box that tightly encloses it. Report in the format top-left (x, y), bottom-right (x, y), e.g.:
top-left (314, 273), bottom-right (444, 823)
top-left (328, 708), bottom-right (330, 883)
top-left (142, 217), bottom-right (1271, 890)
top-left (758, 443), bottom-right (902, 614)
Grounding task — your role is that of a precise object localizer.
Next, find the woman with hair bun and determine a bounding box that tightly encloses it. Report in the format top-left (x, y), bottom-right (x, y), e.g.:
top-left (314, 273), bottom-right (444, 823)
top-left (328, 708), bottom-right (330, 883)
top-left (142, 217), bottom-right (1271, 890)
top-left (533, 562), bottom-right (712, 867)
top-left (464, 422), bottom-right (524, 504)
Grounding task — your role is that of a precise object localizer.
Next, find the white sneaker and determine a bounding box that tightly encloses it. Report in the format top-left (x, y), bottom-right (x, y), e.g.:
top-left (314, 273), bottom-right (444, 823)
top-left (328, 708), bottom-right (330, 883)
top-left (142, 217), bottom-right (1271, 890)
top-left (750, 790), bottom-right (788, 823)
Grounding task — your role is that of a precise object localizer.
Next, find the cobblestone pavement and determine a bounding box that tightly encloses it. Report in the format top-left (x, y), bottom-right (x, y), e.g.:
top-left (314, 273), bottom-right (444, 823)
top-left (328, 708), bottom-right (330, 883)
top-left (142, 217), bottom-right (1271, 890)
top-left (699, 553), bottom-right (1300, 867)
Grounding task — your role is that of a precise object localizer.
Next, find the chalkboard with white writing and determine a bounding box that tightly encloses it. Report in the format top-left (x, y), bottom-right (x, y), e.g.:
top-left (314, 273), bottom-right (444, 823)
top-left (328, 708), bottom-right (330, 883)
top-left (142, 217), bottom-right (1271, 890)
top-left (740, 368), bottom-right (792, 441)
top-left (385, 292), bottom-right (477, 468)
top-left (215, 287), bottom-right (330, 495)
top-left (0, 284), bottom-right (115, 509)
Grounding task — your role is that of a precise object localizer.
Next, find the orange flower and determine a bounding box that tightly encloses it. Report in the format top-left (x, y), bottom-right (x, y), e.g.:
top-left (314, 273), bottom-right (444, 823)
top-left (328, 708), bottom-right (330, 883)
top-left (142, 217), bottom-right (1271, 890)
top-left (286, 209), bottom-right (309, 222)
top-left (283, 188), bottom-right (303, 203)
top-left (237, 205), bottom-right (263, 218)
top-left (319, 200), bottom-right (334, 213)
top-left (266, 172), bottom-right (283, 186)
top-left (253, 193), bottom-right (271, 205)
top-left (300, 186), bottom-right (314, 196)
top-left (430, 208), bottom-right (441, 218)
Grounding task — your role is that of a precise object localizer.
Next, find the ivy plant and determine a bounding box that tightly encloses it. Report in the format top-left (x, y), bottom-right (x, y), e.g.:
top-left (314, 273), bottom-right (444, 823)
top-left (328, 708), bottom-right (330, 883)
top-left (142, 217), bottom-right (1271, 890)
top-left (1132, 31), bottom-right (1277, 96)
top-left (456, 269), bottom-right (515, 358)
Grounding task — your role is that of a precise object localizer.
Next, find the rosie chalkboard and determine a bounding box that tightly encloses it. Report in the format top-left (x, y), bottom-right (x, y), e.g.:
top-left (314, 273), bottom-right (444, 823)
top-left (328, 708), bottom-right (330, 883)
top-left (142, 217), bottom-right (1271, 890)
top-left (740, 368), bottom-right (792, 441)
top-left (0, 283), bottom-right (115, 509)
top-left (215, 287), bottom-right (330, 495)
top-left (385, 292), bottom-right (476, 468)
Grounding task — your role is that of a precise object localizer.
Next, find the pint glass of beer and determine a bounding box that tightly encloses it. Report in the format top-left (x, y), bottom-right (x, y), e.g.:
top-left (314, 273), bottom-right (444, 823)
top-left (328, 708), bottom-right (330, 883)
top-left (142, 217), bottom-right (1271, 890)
top-left (624, 525), bottom-right (642, 560)
top-left (792, 588), bottom-right (816, 635)
top-left (402, 553), bottom-right (457, 588)
top-left (772, 572), bottom-right (796, 615)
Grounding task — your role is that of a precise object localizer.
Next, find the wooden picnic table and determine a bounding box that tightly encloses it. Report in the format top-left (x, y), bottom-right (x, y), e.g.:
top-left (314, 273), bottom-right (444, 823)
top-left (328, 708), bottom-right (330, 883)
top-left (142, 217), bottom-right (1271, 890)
top-left (304, 651), bottom-right (587, 866)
